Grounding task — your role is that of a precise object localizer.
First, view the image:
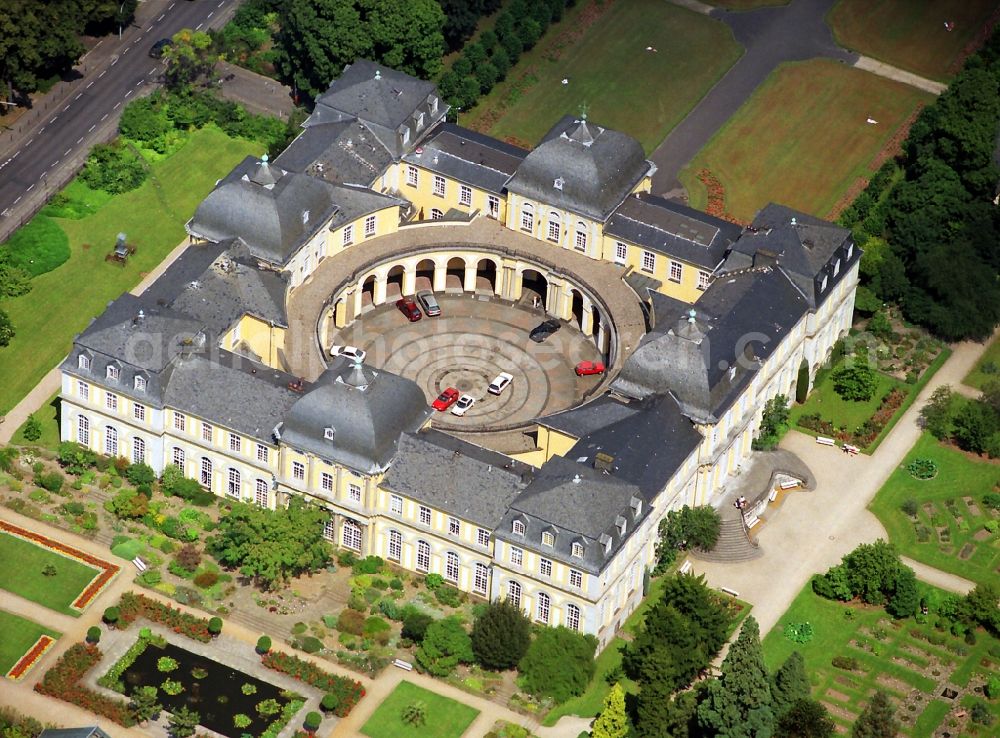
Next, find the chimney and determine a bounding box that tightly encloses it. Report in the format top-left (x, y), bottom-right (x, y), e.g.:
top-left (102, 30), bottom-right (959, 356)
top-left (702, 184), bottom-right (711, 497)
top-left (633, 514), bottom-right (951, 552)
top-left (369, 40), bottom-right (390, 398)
top-left (594, 452), bottom-right (614, 473)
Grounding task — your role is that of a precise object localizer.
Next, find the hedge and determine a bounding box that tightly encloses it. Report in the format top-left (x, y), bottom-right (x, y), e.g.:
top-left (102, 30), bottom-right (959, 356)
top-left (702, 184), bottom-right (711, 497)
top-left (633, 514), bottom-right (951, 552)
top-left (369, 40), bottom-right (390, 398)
top-left (261, 651), bottom-right (364, 717)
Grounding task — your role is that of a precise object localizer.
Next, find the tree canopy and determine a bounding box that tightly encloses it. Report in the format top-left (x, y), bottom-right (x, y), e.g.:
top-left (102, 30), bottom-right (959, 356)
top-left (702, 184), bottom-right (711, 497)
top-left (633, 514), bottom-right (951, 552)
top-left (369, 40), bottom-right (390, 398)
top-left (518, 626), bottom-right (597, 703)
top-left (470, 598), bottom-right (532, 670)
top-left (415, 616), bottom-right (473, 676)
top-left (852, 691), bottom-right (898, 738)
top-left (591, 682), bottom-right (629, 738)
top-left (654, 505), bottom-right (722, 571)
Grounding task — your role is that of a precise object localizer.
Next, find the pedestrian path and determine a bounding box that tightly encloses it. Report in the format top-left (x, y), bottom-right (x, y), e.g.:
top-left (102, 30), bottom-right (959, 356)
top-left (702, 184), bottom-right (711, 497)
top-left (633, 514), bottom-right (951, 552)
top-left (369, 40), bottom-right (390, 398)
top-left (853, 55), bottom-right (947, 95)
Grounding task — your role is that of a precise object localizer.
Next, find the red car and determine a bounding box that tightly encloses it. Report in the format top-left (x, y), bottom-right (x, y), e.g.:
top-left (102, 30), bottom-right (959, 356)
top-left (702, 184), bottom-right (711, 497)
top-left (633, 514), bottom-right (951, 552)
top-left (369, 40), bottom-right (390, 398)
top-left (396, 296), bottom-right (422, 322)
top-left (575, 360), bottom-right (606, 376)
top-left (432, 387), bottom-right (460, 411)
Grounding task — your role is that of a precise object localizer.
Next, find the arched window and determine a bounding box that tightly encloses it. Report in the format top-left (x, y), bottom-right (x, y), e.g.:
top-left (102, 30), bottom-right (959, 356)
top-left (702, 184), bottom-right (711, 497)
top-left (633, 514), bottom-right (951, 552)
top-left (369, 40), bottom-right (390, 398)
top-left (416, 540), bottom-right (431, 572)
top-left (342, 519), bottom-right (362, 551)
top-left (104, 426), bottom-right (118, 456)
top-left (77, 415), bottom-right (90, 445)
top-left (200, 457), bottom-right (213, 487)
top-left (172, 447), bottom-right (185, 469)
top-left (227, 468), bottom-right (241, 498)
top-left (388, 530), bottom-right (402, 562)
top-left (131, 437), bottom-right (145, 464)
top-left (255, 479), bottom-right (269, 508)
top-left (430, 208), bottom-right (443, 220)
top-left (445, 552), bottom-right (460, 583)
top-left (575, 222), bottom-right (588, 252)
top-left (507, 580), bottom-right (522, 609)
top-left (547, 213), bottom-right (561, 242)
top-left (565, 603), bottom-right (581, 631)
top-left (473, 562), bottom-right (489, 595)
top-left (536, 592), bottom-right (550, 624)
top-left (520, 203), bottom-right (534, 233)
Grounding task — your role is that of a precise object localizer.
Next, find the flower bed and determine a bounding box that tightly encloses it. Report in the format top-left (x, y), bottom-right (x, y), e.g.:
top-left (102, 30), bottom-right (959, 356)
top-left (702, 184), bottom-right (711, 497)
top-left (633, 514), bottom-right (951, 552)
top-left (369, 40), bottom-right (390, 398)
top-left (115, 592), bottom-right (212, 642)
top-left (34, 643), bottom-right (135, 726)
top-left (799, 387), bottom-right (907, 449)
top-left (261, 651), bottom-right (365, 717)
top-left (0, 520), bottom-right (119, 611)
top-left (6, 634), bottom-right (56, 680)
top-left (97, 631), bottom-right (157, 692)
top-left (907, 458), bottom-right (938, 480)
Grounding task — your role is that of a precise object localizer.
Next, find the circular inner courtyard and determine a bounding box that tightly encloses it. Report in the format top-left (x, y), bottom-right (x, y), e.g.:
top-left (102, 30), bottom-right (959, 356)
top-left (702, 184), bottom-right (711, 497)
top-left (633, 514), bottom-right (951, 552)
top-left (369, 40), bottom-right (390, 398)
top-left (326, 294), bottom-right (606, 430)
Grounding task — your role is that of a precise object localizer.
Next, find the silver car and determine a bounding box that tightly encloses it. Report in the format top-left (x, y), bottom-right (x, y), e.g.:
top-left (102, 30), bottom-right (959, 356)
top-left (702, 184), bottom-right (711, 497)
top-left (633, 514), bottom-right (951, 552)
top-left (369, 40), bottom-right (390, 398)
top-left (416, 289), bottom-right (441, 317)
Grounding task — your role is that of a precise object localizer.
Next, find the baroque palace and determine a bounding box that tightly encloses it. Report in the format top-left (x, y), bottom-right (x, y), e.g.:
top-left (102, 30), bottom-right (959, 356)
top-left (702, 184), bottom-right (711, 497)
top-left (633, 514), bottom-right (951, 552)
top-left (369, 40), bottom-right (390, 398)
top-left (60, 60), bottom-right (858, 647)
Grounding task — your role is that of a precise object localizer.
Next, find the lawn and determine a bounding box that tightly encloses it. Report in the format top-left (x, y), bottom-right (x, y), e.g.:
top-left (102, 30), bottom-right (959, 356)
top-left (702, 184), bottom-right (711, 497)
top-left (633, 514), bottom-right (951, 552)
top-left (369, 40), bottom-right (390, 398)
top-left (0, 125), bottom-right (261, 416)
top-left (763, 583), bottom-right (1000, 735)
top-left (0, 531), bottom-right (100, 616)
top-left (360, 681), bottom-right (479, 738)
top-left (0, 610), bottom-right (60, 675)
top-left (11, 391), bottom-right (61, 450)
top-left (462, 0), bottom-right (742, 152)
top-left (791, 364), bottom-right (906, 435)
top-left (962, 332), bottom-right (1000, 391)
top-left (706, 0), bottom-right (788, 8)
top-left (828, 0), bottom-right (999, 82)
top-left (869, 433), bottom-right (1000, 588)
top-left (679, 59), bottom-right (932, 222)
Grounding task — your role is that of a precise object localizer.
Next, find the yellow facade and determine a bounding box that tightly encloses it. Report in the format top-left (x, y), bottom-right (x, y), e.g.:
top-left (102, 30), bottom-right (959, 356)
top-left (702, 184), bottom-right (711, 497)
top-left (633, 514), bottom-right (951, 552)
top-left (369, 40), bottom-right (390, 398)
top-left (395, 162), bottom-right (506, 223)
top-left (221, 315), bottom-right (287, 368)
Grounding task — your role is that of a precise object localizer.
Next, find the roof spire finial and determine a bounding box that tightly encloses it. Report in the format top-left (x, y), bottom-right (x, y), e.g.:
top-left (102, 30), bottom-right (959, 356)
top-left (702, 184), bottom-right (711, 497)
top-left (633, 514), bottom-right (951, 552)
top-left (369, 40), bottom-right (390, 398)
top-left (261, 153), bottom-right (268, 164)
top-left (688, 308), bottom-right (697, 324)
top-left (578, 102), bottom-right (588, 121)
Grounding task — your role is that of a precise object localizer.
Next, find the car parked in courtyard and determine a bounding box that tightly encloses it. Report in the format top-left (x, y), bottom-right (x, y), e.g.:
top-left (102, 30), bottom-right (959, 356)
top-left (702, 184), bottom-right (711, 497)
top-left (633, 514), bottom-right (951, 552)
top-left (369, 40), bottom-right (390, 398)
top-left (396, 296), bottom-right (422, 321)
top-left (416, 290), bottom-right (441, 316)
top-left (330, 345), bottom-right (367, 362)
top-left (529, 319), bottom-right (561, 343)
top-left (575, 360), bottom-right (606, 376)
top-left (488, 372), bottom-right (514, 395)
top-left (451, 394), bottom-right (476, 416)
top-left (432, 387), bottom-right (460, 411)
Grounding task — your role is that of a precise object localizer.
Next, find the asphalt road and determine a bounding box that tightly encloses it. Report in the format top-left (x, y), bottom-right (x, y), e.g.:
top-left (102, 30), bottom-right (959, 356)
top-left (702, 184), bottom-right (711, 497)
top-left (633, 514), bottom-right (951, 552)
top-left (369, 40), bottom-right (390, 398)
top-left (0, 0), bottom-right (241, 242)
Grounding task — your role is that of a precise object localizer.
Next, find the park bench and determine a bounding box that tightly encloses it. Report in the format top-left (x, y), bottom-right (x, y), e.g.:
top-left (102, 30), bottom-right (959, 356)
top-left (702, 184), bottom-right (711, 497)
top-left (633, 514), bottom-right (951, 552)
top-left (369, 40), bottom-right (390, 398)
top-left (779, 478), bottom-right (800, 490)
top-left (132, 557), bottom-right (148, 572)
top-left (392, 658), bottom-right (413, 671)
top-left (816, 436), bottom-right (835, 446)
top-left (719, 587), bottom-right (740, 598)
top-left (678, 560), bottom-right (693, 575)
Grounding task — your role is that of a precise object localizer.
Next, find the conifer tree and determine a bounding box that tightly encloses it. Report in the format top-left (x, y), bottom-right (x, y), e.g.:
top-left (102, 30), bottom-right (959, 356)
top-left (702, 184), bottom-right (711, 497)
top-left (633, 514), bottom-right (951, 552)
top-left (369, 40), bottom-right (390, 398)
top-left (852, 691), bottom-right (898, 738)
top-left (591, 683), bottom-right (629, 738)
top-left (772, 651), bottom-right (810, 717)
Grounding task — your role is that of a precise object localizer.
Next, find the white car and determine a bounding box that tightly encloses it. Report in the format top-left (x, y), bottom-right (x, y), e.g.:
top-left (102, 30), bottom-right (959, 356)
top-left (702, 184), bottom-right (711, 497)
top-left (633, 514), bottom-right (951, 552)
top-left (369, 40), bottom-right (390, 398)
top-left (330, 345), bottom-right (367, 363)
top-left (488, 372), bottom-right (513, 395)
top-left (451, 394), bottom-right (476, 416)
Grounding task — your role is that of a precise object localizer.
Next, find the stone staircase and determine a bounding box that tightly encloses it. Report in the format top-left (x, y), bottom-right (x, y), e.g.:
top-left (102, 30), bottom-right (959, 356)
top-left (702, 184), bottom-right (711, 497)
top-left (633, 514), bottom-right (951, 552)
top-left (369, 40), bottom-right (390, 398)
top-left (691, 515), bottom-right (762, 563)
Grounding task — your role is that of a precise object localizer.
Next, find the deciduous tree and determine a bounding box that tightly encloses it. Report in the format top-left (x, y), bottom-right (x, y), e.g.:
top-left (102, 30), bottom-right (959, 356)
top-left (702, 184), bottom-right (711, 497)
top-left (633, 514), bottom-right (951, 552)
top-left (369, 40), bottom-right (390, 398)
top-left (162, 29), bottom-right (216, 91)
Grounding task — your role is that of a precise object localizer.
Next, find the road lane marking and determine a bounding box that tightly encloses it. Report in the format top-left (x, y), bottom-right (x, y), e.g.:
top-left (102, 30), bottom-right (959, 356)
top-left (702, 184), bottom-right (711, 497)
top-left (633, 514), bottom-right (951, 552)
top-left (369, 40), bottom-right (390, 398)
top-left (38, 127), bottom-right (45, 133)
top-left (135, 80), bottom-right (142, 86)
top-left (27, 184), bottom-right (34, 192)
top-left (196, 22), bottom-right (203, 29)
top-left (50, 116), bottom-right (57, 123)
top-left (64, 149), bottom-right (71, 156)
top-left (63, 105), bottom-right (70, 111)
top-left (75, 93), bottom-right (83, 100)
top-left (11, 151), bottom-right (17, 159)
top-left (99, 70), bottom-right (107, 77)
top-left (13, 196), bottom-right (20, 204)
top-left (114, 102), bottom-right (121, 109)
top-left (122, 47), bottom-right (130, 54)
top-left (101, 114), bottom-right (108, 121)
top-left (86, 81), bottom-right (94, 89)
top-left (89, 125), bottom-right (96, 132)
top-left (125, 90), bottom-right (132, 98)
top-left (77, 137), bottom-right (83, 144)
top-left (158, 13), bottom-right (165, 20)
top-left (25, 139), bottom-right (33, 147)
top-left (169, 2), bottom-right (175, 8)
top-left (218, 1), bottom-right (224, 6)
top-left (208, 11), bottom-right (214, 18)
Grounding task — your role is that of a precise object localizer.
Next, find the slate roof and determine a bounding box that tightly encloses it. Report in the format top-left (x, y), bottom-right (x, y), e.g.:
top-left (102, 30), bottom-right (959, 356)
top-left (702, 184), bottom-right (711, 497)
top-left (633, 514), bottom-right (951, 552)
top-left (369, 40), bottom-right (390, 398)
top-left (40, 729), bottom-right (112, 738)
top-left (401, 123), bottom-right (528, 195)
top-left (279, 360), bottom-right (432, 474)
top-left (506, 116), bottom-right (652, 221)
top-left (275, 119), bottom-right (395, 187)
top-left (496, 456), bottom-right (646, 575)
top-left (606, 192), bottom-right (741, 268)
top-left (382, 430), bottom-right (530, 528)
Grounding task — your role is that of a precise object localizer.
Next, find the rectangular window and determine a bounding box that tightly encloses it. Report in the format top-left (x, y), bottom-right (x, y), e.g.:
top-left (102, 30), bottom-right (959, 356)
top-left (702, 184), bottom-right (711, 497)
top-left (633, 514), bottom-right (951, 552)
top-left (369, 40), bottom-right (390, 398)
top-left (255, 479), bottom-right (269, 508)
top-left (227, 468), bottom-right (241, 498)
top-left (574, 229), bottom-right (587, 252)
top-left (174, 413), bottom-right (186, 432)
top-left (229, 433), bottom-right (241, 453)
top-left (390, 494), bottom-right (403, 515)
top-left (419, 506), bottom-right (432, 526)
top-left (669, 260), bottom-right (683, 283)
top-left (614, 241), bottom-right (627, 264)
top-left (459, 185), bottom-right (472, 206)
top-left (105, 392), bottom-right (118, 412)
top-left (388, 531), bottom-right (402, 562)
top-left (539, 558), bottom-right (552, 577)
top-left (510, 546), bottom-right (523, 567)
top-left (477, 528), bottom-right (490, 547)
top-left (348, 483), bottom-right (362, 503)
top-left (292, 461), bottom-right (305, 481)
top-left (200, 457), bottom-right (212, 487)
top-left (487, 195), bottom-right (499, 218)
top-left (641, 251), bottom-right (656, 274)
top-left (78, 380), bottom-right (89, 401)
top-left (134, 376), bottom-right (146, 392)
top-left (364, 215), bottom-right (376, 236)
top-left (445, 553), bottom-right (459, 583)
top-left (201, 423), bottom-right (213, 443)
top-left (133, 403), bottom-right (145, 422)
top-left (322, 519), bottom-right (336, 541)
top-left (520, 209), bottom-right (533, 232)
top-left (416, 542), bottom-right (430, 573)
top-left (172, 447), bottom-right (185, 469)
top-left (698, 270), bottom-right (711, 290)
top-left (256, 444), bottom-right (269, 464)
top-left (569, 569), bottom-right (583, 588)
top-left (547, 219), bottom-right (560, 242)
top-left (342, 521), bottom-right (362, 551)
top-left (433, 175), bottom-right (446, 197)
top-left (321, 472), bottom-right (334, 494)
top-left (565, 604), bottom-right (580, 631)
top-left (342, 224), bottom-right (354, 246)
top-left (106, 365), bottom-right (120, 382)
top-left (77, 416), bottom-right (90, 446)
top-left (473, 563), bottom-right (488, 595)
top-left (447, 516), bottom-right (460, 536)
top-left (541, 531), bottom-right (554, 547)
top-left (406, 165), bottom-right (418, 187)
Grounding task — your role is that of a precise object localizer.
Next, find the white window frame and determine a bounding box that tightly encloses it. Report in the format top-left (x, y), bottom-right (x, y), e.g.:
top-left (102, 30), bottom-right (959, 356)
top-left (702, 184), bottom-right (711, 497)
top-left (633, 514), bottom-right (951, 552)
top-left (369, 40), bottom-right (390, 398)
top-left (487, 195), bottom-right (500, 219)
top-left (416, 540), bottom-right (431, 572)
top-left (348, 483), bottom-right (362, 503)
top-left (448, 516), bottom-right (460, 536)
top-left (569, 569), bottom-right (583, 588)
top-left (388, 530), bottom-right (402, 562)
top-left (77, 380), bottom-right (89, 401)
top-left (256, 444), bottom-right (269, 463)
top-left (433, 175), bottom-right (446, 197)
top-left (105, 392), bottom-right (118, 412)
top-left (229, 433), bottom-right (241, 453)
top-left (202, 423), bottom-right (213, 443)
top-left (565, 603), bottom-right (581, 631)
top-left (104, 426), bottom-right (118, 456)
top-left (322, 519), bottom-right (336, 541)
top-left (669, 260), bottom-right (683, 283)
top-left (255, 479), bottom-right (269, 507)
top-left (106, 365), bottom-right (120, 382)
top-left (507, 580), bottom-right (521, 609)
top-left (477, 528), bottom-right (490, 547)
top-left (698, 270), bottom-right (711, 291)
top-left (459, 184), bottom-right (472, 206)
top-left (614, 241), bottom-right (627, 264)
top-left (512, 519), bottom-right (525, 536)
top-left (342, 519), bottom-right (362, 551)
top-left (571, 541), bottom-right (584, 558)
top-left (473, 562), bottom-right (489, 595)
top-left (419, 505), bottom-right (432, 526)
top-left (510, 546), bottom-right (523, 567)
top-left (200, 457), bottom-right (213, 487)
top-left (520, 204), bottom-right (533, 232)
top-left (77, 415), bottom-right (90, 446)
top-left (539, 558), bottom-right (552, 577)
top-left (133, 403), bottom-right (145, 422)
top-left (227, 468), bottom-right (241, 498)
top-left (321, 472), bottom-right (334, 494)
top-left (430, 208), bottom-right (443, 220)
top-left (536, 592), bottom-right (550, 623)
top-left (547, 215), bottom-right (560, 243)
top-left (541, 531), bottom-right (553, 547)
top-left (641, 251), bottom-right (656, 274)
top-left (174, 413), bottom-right (186, 432)
top-left (134, 376), bottom-right (146, 392)
top-left (78, 355), bottom-right (91, 371)
top-left (445, 552), bottom-right (459, 583)
top-left (342, 224), bottom-right (354, 246)
top-left (364, 215), bottom-right (376, 237)
top-left (292, 461), bottom-right (305, 481)
top-left (406, 165), bottom-right (418, 187)
top-left (390, 494), bottom-right (403, 515)
top-left (172, 446), bottom-right (185, 469)
top-left (574, 222), bottom-right (587, 252)
top-left (131, 437), bottom-right (145, 464)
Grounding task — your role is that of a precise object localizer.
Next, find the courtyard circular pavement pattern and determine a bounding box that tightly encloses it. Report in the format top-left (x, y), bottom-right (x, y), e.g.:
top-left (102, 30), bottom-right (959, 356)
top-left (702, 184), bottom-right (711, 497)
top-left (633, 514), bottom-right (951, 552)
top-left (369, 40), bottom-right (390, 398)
top-left (327, 295), bottom-right (605, 430)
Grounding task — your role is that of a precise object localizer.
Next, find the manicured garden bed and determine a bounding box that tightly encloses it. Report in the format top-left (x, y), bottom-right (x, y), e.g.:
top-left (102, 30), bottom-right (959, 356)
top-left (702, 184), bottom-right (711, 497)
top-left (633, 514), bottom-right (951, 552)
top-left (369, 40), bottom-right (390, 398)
top-left (0, 610), bottom-right (59, 676)
top-left (360, 681), bottom-right (479, 738)
top-left (869, 433), bottom-right (1000, 588)
top-left (963, 331), bottom-right (1000, 391)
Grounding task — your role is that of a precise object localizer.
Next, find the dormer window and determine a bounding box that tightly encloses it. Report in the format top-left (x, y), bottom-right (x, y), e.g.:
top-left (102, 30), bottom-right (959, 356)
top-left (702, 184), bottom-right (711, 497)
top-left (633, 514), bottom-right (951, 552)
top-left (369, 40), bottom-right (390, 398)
top-left (430, 96), bottom-right (438, 114)
top-left (601, 534), bottom-right (612, 555)
top-left (846, 243), bottom-right (854, 260)
top-left (401, 126), bottom-right (410, 145)
top-left (301, 210), bottom-right (310, 225)
top-left (134, 376), bottom-right (146, 392)
top-left (541, 531), bottom-right (554, 547)
top-left (631, 498), bottom-right (642, 517)
top-left (553, 177), bottom-right (564, 190)
top-left (616, 516), bottom-right (627, 536)
top-left (78, 355), bottom-right (91, 371)
top-left (106, 365), bottom-right (120, 382)
top-left (323, 427), bottom-right (335, 441)
top-left (820, 275), bottom-right (828, 292)
top-left (833, 258), bottom-right (841, 277)
top-left (571, 541), bottom-right (584, 558)
top-left (512, 519), bottom-right (525, 536)
top-left (416, 112), bottom-right (424, 130)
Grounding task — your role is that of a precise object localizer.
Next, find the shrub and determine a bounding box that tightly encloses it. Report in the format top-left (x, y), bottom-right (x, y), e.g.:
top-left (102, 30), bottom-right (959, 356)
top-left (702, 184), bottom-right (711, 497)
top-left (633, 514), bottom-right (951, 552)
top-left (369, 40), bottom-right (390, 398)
top-left (985, 675), bottom-right (1000, 699)
top-left (297, 636), bottom-right (323, 654)
top-left (208, 616), bottom-right (223, 635)
top-left (35, 470), bottom-right (65, 493)
top-left (80, 142), bottom-right (147, 194)
top-left (157, 656), bottom-right (179, 673)
top-left (831, 655), bottom-right (859, 671)
top-left (389, 577), bottom-right (403, 591)
top-left (321, 693), bottom-right (340, 712)
top-left (256, 635), bottom-right (272, 654)
top-left (86, 626), bottom-right (101, 644)
top-left (337, 609), bottom-right (365, 636)
top-left (424, 573), bottom-right (444, 590)
top-left (125, 462), bottom-right (156, 487)
top-left (194, 570), bottom-right (219, 589)
top-left (303, 711), bottom-right (322, 731)
top-left (103, 607), bottom-right (120, 624)
top-left (901, 498), bottom-right (918, 517)
top-left (233, 714), bottom-right (252, 729)
top-left (402, 611), bottom-right (434, 643)
top-left (351, 555), bottom-right (384, 575)
top-left (832, 361), bottom-right (878, 401)
top-left (378, 599), bottom-right (401, 621)
top-left (471, 599), bottom-right (532, 670)
top-left (982, 492), bottom-right (1000, 511)
top-left (415, 617), bottom-right (473, 677)
top-left (241, 683), bottom-right (257, 695)
top-left (35, 644), bottom-right (135, 726)
top-left (907, 458), bottom-right (938, 480)
top-left (362, 616), bottom-right (390, 638)
top-left (175, 543), bottom-right (202, 572)
top-left (22, 415), bottom-right (42, 441)
top-left (970, 701), bottom-right (993, 726)
top-left (783, 622), bottom-right (814, 644)
top-left (518, 627), bottom-right (597, 703)
top-left (434, 585), bottom-right (463, 608)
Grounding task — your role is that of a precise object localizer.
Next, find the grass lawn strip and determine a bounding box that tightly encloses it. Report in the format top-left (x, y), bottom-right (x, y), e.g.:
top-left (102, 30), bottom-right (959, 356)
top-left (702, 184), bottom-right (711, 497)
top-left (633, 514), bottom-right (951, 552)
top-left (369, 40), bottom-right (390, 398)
top-left (0, 125), bottom-right (262, 416)
top-left (11, 391), bottom-right (61, 450)
top-left (827, 0), bottom-right (1000, 82)
top-left (762, 584), bottom-right (1000, 734)
top-left (0, 610), bottom-right (60, 676)
top-left (360, 681), bottom-right (479, 738)
top-left (463, 0), bottom-right (741, 152)
top-left (0, 521), bottom-right (119, 614)
top-left (962, 332), bottom-right (1000, 390)
top-left (868, 433), bottom-right (1000, 588)
top-left (679, 59), bottom-right (932, 222)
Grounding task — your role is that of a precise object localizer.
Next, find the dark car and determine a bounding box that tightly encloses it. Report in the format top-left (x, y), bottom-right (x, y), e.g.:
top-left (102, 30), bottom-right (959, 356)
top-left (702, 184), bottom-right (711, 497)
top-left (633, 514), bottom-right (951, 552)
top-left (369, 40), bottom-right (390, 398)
top-left (529, 319), bottom-right (561, 343)
top-left (395, 296), bottom-right (422, 322)
top-left (149, 39), bottom-right (172, 59)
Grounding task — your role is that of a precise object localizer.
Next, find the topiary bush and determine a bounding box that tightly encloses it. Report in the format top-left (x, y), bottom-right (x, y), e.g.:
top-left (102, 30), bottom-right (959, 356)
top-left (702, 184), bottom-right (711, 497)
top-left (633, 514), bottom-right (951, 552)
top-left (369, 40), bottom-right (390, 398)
top-left (256, 635), bottom-right (272, 654)
top-left (208, 616), bottom-right (223, 635)
top-left (321, 693), bottom-right (340, 712)
top-left (303, 711), bottom-right (322, 731)
top-left (87, 625), bottom-right (102, 644)
top-left (103, 606), bottom-right (120, 625)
